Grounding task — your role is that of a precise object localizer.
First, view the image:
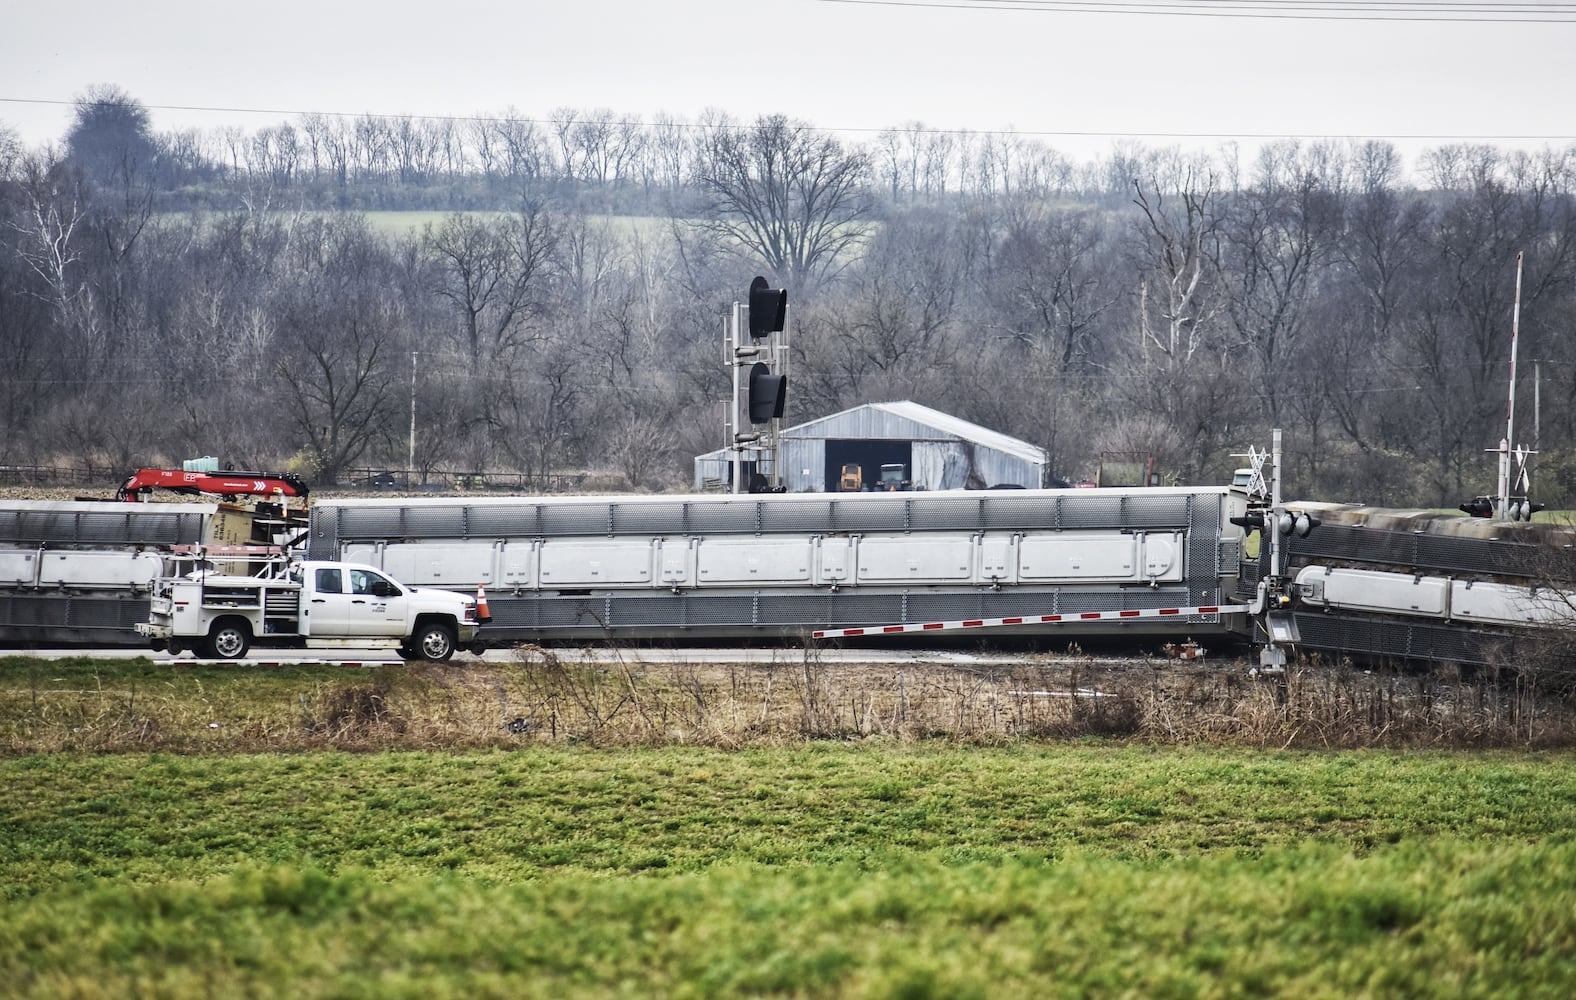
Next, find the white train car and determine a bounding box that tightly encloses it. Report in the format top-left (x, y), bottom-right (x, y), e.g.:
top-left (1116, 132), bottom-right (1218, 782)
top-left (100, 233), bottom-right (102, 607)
top-left (1279, 505), bottom-right (1576, 664)
top-left (0, 499), bottom-right (307, 645)
top-left (307, 487), bottom-right (1255, 643)
top-left (0, 500), bottom-right (217, 644)
top-left (1295, 565), bottom-right (1573, 628)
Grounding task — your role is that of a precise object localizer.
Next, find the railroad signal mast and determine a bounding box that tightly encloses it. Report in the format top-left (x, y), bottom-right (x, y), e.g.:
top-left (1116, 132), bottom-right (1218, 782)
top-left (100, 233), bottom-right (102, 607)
top-left (1494, 251), bottom-right (1540, 522)
top-left (1464, 252), bottom-right (1541, 521)
top-left (724, 277), bottom-right (789, 493)
top-left (1228, 429), bottom-right (1318, 673)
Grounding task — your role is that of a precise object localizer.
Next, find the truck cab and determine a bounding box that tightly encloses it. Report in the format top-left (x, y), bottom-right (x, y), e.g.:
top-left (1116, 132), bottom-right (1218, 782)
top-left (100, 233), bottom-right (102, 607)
top-left (137, 556), bottom-right (482, 661)
top-left (878, 463), bottom-right (912, 491)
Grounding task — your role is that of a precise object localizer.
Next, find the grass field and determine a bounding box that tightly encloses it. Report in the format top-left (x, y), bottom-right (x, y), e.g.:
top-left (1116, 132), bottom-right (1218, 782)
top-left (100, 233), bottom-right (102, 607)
top-left (356, 210), bottom-right (669, 241)
top-left (3, 655), bottom-right (1575, 996)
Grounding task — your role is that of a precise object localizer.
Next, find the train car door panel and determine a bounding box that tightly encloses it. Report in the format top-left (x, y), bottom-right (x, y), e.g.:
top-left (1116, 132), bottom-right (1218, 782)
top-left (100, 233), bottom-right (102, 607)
top-left (1018, 533), bottom-right (1139, 582)
top-left (538, 539), bottom-right (654, 587)
top-left (696, 537), bottom-right (813, 585)
top-left (855, 535), bottom-right (974, 583)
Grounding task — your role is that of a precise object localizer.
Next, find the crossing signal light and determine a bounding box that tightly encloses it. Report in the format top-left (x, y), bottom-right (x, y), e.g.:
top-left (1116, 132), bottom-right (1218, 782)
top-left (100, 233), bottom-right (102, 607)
top-left (1284, 512), bottom-right (1320, 537)
top-left (747, 362), bottom-right (786, 423)
top-left (1230, 511), bottom-right (1266, 532)
top-left (748, 276), bottom-right (787, 338)
top-left (1230, 509), bottom-right (1319, 536)
top-left (1511, 500), bottom-right (1545, 521)
top-left (1459, 497), bottom-right (1494, 518)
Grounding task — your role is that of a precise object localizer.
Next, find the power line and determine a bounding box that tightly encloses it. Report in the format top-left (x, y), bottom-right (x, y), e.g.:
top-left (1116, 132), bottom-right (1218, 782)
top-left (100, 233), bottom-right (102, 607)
top-left (815, 0), bottom-right (1576, 22)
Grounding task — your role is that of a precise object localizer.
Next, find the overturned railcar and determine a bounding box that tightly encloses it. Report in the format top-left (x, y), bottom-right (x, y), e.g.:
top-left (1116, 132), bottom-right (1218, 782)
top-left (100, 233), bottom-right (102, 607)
top-left (1279, 505), bottom-right (1576, 665)
top-left (0, 499), bottom-right (305, 645)
top-left (0, 500), bottom-right (215, 644)
top-left (306, 488), bottom-right (1254, 643)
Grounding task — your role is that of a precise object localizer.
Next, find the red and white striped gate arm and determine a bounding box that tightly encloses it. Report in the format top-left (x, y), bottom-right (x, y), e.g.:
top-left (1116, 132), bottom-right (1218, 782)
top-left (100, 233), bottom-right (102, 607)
top-left (811, 603), bottom-right (1253, 640)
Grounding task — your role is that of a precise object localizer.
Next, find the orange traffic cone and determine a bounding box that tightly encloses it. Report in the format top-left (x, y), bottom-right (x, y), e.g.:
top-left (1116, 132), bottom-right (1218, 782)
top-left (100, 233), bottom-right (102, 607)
top-left (475, 584), bottom-right (492, 624)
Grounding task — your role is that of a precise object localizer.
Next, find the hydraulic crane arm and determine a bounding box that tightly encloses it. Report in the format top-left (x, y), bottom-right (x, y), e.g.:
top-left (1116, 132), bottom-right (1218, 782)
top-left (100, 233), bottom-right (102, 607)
top-left (116, 468), bottom-right (310, 502)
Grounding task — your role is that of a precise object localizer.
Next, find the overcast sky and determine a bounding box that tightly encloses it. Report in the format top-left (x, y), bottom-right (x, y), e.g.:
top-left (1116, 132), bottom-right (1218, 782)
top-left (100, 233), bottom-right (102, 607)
top-left (4, 0), bottom-right (1574, 168)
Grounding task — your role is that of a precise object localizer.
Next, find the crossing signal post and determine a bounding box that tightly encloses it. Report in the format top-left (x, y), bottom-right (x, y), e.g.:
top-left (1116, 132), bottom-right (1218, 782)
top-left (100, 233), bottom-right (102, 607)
top-left (726, 277), bottom-right (789, 493)
top-left (1232, 429), bottom-right (1321, 673)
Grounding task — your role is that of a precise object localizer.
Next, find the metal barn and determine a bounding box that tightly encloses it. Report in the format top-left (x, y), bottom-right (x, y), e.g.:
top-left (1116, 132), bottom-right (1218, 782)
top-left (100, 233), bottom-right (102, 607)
top-left (694, 400), bottom-right (1048, 493)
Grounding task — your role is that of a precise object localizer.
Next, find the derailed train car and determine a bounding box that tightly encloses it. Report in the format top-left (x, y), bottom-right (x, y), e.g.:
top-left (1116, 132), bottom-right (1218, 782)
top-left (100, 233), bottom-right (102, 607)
top-left (10, 484), bottom-right (1565, 662)
top-left (0, 500), bottom-right (215, 643)
top-left (0, 499), bottom-right (301, 645)
top-left (1276, 505), bottom-right (1576, 665)
top-left (305, 487), bottom-right (1256, 643)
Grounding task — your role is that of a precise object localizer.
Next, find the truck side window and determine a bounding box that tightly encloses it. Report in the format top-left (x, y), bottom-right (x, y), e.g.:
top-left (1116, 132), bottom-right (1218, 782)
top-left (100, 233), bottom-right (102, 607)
top-left (316, 568), bottom-right (343, 593)
top-left (350, 570), bottom-right (399, 597)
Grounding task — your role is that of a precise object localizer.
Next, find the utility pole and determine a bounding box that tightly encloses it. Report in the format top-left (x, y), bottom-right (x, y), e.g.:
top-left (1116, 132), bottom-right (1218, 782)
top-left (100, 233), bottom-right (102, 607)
top-left (408, 351), bottom-right (418, 486)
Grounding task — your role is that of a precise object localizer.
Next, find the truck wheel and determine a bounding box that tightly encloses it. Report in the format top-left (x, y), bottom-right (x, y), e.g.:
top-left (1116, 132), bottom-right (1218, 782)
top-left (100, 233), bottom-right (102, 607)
top-left (204, 620), bottom-right (251, 660)
top-left (411, 622), bottom-right (456, 662)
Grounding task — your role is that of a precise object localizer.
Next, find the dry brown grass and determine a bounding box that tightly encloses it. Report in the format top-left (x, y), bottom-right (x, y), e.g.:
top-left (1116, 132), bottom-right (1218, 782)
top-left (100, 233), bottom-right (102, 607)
top-left (9, 648), bottom-right (1574, 754)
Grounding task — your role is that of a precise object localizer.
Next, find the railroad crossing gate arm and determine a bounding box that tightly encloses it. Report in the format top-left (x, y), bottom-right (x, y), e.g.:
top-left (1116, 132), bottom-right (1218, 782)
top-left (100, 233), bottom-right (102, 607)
top-left (811, 604), bottom-right (1253, 640)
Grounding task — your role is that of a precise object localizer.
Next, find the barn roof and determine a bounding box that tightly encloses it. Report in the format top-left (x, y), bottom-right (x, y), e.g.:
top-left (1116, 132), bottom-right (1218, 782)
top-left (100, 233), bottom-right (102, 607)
top-left (783, 401), bottom-right (1047, 466)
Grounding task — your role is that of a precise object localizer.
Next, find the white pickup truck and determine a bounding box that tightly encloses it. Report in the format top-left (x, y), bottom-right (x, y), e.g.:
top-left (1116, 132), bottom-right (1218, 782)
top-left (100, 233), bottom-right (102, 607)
top-left (135, 557), bottom-right (484, 660)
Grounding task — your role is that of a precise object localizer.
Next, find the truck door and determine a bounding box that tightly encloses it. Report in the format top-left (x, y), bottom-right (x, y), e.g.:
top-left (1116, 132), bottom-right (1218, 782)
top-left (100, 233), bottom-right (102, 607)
top-left (304, 566), bottom-right (354, 636)
top-left (345, 567), bottom-right (410, 638)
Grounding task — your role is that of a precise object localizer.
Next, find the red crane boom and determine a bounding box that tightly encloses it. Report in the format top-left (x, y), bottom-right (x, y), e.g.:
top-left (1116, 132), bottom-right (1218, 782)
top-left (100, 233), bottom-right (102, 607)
top-left (115, 468), bottom-right (310, 502)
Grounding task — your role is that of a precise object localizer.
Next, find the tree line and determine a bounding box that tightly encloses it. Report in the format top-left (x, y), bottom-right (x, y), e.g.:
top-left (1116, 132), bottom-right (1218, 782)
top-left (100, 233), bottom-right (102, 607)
top-left (1, 86), bottom-right (1574, 507)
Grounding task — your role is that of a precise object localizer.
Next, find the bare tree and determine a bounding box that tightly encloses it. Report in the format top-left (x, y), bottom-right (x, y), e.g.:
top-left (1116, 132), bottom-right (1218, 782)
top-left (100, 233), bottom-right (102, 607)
top-left (989, 199), bottom-right (1117, 372)
top-left (692, 113), bottom-right (872, 289)
top-left (9, 152), bottom-right (90, 317)
top-left (1130, 169), bottom-right (1223, 368)
top-left (1121, 166), bottom-right (1241, 480)
top-left (273, 221), bottom-right (400, 482)
top-left (423, 203), bottom-right (557, 369)
top-left (0, 122), bottom-right (21, 177)
top-left (1219, 141), bottom-right (1344, 424)
top-left (64, 84), bottom-right (156, 192)
top-left (796, 207), bottom-right (961, 412)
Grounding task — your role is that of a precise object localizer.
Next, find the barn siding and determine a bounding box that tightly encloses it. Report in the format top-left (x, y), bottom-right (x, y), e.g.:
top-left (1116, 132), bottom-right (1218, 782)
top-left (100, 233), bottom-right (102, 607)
top-left (694, 401), bottom-right (1045, 492)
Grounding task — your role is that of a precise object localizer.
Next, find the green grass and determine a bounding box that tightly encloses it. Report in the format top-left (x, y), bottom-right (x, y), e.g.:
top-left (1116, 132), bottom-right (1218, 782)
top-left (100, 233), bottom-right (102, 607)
top-left (4, 841), bottom-right (1572, 999)
top-left (3, 744), bottom-right (1576, 996)
top-left (4, 656), bottom-right (1576, 995)
top-left (5, 745), bottom-right (1575, 891)
top-left (356, 210), bottom-right (670, 240)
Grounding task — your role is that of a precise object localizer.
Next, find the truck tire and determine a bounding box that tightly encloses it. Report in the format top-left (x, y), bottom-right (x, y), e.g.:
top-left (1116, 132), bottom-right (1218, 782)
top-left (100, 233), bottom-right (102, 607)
top-left (203, 619), bottom-right (251, 660)
top-left (409, 621), bottom-right (456, 662)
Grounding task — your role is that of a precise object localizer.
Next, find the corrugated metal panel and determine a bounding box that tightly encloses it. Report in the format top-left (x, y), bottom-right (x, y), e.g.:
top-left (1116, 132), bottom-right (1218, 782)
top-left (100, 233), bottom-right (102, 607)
top-left (781, 438), bottom-right (825, 493)
top-left (785, 401), bottom-right (1046, 466)
top-left (1292, 612), bottom-right (1518, 666)
top-left (1287, 523), bottom-right (1547, 579)
top-left (913, 441), bottom-right (1039, 490)
top-left (313, 489), bottom-right (1230, 542)
top-left (693, 401), bottom-right (1046, 491)
top-left (0, 501), bottom-right (213, 547)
